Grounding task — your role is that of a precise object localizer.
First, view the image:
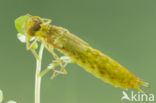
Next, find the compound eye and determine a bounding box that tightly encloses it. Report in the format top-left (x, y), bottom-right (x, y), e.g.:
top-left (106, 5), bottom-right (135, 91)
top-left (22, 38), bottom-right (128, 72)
top-left (28, 17), bottom-right (43, 36)
top-left (30, 18), bottom-right (42, 31)
top-left (31, 24), bottom-right (41, 31)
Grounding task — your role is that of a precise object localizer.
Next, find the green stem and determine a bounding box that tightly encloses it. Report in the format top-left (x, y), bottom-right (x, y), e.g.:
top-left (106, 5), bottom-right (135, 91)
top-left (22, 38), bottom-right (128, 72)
top-left (35, 43), bottom-right (44, 103)
top-left (39, 68), bottom-right (51, 77)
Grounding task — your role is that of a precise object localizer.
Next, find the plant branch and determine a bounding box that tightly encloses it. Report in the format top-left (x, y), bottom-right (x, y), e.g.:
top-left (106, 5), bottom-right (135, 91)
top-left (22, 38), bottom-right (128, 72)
top-left (35, 43), bottom-right (44, 103)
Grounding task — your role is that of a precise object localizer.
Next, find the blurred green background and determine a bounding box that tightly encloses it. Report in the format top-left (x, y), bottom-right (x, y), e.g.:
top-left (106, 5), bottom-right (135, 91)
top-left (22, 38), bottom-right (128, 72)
top-left (0, 0), bottom-right (156, 103)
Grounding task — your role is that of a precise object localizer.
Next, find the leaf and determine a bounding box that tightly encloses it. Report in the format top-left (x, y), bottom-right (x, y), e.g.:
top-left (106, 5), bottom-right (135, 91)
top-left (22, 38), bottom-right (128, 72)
top-left (32, 42), bottom-right (38, 50)
top-left (60, 56), bottom-right (72, 63)
top-left (0, 90), bottom-right (3, 102)
top-left (15, 15), bottom-right (31, 35)
top-left (7, 100), bottom-right (17, 103)
top-left (17, 33), bottom-right (26, 43)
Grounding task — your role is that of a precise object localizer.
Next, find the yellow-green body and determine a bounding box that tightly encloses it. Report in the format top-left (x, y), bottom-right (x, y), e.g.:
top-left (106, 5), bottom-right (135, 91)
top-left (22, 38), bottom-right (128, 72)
top-left (15, 15), bottom-right (148, 91)
top-left (44, 26), bottom-right (147, 91)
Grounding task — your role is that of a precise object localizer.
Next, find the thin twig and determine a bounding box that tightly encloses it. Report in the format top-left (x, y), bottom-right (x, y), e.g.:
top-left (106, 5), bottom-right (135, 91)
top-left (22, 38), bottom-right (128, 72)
top-left (35, 43), bottom-right (44, 103)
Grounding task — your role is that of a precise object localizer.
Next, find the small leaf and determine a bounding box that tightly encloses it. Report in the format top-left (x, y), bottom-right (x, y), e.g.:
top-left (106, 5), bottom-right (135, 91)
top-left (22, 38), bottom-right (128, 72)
top-left (60, 56), bottom-right (72, 63)
top-left (32, 42), bottom-right (38, 50)
top-left (17, 33), bottom-right (26, 43)
top-left (7, 100), bottom-right (17, 103)
top-left (29, 37), bottom-right (36, 41)
top-left (15, 15), bottom-right (31, 35)
top-left (47, 63), bottom-right (55, 69)
top-left (0, 90), bottom-right (3, 102)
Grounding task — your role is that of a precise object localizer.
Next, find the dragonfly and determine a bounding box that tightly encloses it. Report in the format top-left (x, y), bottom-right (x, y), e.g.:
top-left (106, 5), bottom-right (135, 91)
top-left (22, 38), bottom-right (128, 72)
top-left (15, 14), bottom-right (148, 92)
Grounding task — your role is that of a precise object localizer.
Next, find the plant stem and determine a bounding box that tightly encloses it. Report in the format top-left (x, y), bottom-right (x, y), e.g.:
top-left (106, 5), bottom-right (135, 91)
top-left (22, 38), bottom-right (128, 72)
top-left (35, 43), bottom-right (44, 103)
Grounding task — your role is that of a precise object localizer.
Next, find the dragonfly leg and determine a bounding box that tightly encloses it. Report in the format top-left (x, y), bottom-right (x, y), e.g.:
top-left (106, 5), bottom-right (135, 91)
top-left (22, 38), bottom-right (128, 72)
top-left (25, 34), bottom-right (40, 59)
top-left (44, 44), bottom-right (70, 79)
top-left (51, 56), bottom-right (73, 78)
top-left (45, 45), bottom-right (64, 69)
top-left (50, 58), bottom-right (68, 79)
top-left (31, 49), bottom-right (40, 60)
top-left (42, 18), bottom-right (52, 25)
top-left (50, 68), bottom-right (67, 79)
top-left (26, 38), bottom-right (38, 50)
top-left (39, 59), bottom-right (59, 77)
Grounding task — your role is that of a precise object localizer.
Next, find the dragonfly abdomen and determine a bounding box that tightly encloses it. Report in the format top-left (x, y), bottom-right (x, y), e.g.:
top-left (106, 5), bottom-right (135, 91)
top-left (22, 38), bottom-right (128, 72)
top-left (46, 25), bottom-right (148, 91)
top-left (73, 46), bottom-right (148, 91)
